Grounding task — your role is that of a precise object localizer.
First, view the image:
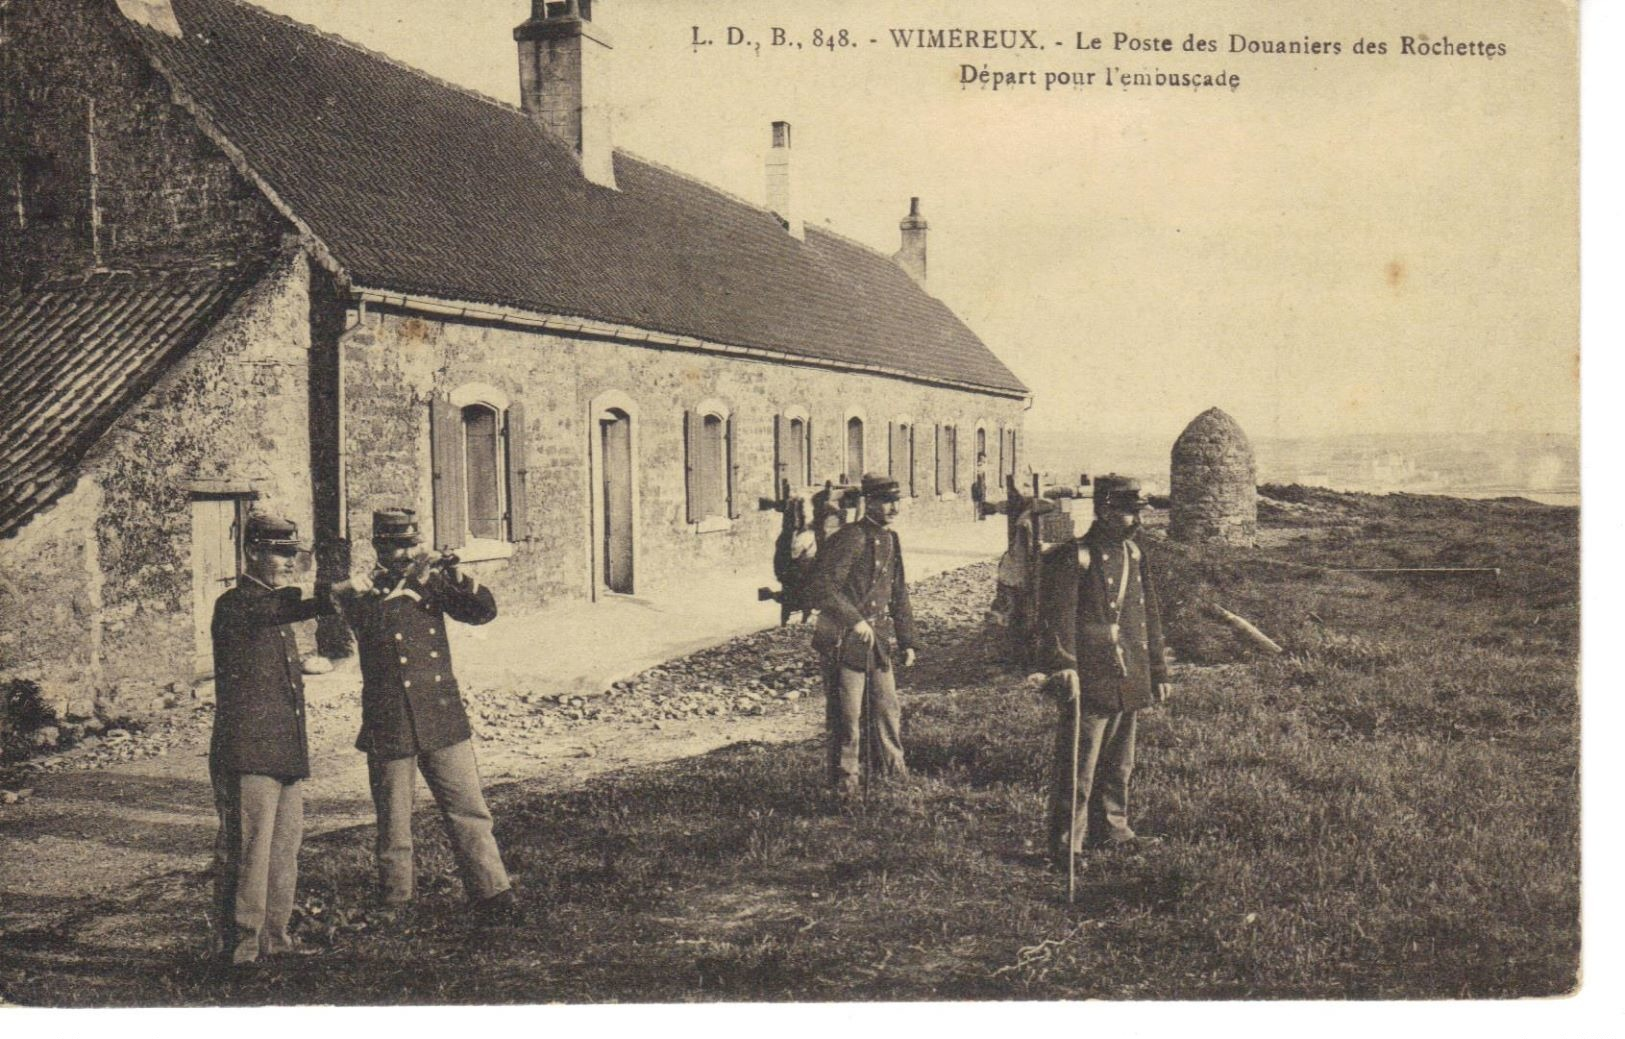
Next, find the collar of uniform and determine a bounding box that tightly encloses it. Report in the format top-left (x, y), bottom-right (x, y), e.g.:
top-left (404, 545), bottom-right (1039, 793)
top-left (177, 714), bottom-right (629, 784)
top-left (860, 517), bottom-right (889, 535)
top-left (381, 572), bottom-right (424, 602)
top-left (240, 572), bottom-right (278, 592)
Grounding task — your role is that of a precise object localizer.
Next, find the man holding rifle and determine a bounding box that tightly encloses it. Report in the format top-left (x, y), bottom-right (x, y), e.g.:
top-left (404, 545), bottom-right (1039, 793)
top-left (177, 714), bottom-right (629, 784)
top-left (210, 512), bottom-right (366, 968)
top-left (1037, 476), bottom-right (1175, 882)
top-left (334, 509), bottom-right (522, 925)
top-left (811, 474), bottom-right (918, 799)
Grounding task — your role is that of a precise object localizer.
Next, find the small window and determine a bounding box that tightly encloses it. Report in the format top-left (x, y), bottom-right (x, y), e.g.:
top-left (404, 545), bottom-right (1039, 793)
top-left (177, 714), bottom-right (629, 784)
top-left (846, 416), bottom-right (864, 480)
top-left (463, 404), bottom-right (503, 540)
top-left (774, 410), bottom-right (812, 499)
top-left (891, 421), bottom-right (917, 497)
top-left (430, 388), bottom-right (529, 552)
top-left (789, 417), bottom-right (810, 486)
top-left (685, 403), bottom-right (737, 525)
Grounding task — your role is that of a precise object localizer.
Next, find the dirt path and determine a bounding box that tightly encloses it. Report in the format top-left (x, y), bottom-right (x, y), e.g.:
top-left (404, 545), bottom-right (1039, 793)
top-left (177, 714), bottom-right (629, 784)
top-left (0, 519), bottom-right (1005, 941)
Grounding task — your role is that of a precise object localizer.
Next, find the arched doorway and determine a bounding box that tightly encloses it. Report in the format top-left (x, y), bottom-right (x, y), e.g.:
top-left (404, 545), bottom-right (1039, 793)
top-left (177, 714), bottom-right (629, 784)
top-left (599, 407), bottom-right (635, 594)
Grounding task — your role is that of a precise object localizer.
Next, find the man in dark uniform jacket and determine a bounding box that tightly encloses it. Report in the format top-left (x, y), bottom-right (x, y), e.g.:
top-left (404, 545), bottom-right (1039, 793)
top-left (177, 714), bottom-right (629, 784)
top-left (810, 473), bottom-right (919, 794)
top-left (210, 512), bottom-right (351, 966)
top-left (335, 509), bottom-right (521, 925)
top-left (1037, 475), bottom-right (1175, 864)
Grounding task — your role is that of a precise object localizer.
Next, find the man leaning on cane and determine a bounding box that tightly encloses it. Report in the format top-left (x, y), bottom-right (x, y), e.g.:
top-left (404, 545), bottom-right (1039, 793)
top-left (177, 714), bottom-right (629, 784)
top-left (1037, 475), bottom-right (1175, 870)
top-left (810, 473), bottom-right (919, 798)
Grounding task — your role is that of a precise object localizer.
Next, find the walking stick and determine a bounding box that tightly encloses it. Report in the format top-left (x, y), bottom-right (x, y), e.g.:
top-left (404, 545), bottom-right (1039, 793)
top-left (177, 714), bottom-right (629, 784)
top-left (860, 641), bottom-right (878, 807)
top-left (1067, 669), bottom-right (1082, 905)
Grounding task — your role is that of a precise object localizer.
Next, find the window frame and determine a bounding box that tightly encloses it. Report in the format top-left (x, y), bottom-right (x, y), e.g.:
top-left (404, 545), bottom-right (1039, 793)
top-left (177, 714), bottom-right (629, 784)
top-left (442, 383), bottom-right (519, 562)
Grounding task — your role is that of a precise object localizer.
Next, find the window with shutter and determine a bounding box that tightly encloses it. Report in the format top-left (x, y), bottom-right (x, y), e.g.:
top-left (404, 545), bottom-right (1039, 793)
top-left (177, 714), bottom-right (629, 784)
top-left (789, 416), bottom-right (809, 488)
top-left (846, 416), bottom-right (864, 481)
top-left (688, 402), bottom-right (735, 525)
top-left (434, 385), bottom-right (525, 553)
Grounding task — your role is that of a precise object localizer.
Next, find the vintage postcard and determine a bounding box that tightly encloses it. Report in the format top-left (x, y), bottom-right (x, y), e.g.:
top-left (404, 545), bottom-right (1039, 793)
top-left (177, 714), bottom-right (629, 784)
top-left (0, 0), bottom-right (1591, 1024)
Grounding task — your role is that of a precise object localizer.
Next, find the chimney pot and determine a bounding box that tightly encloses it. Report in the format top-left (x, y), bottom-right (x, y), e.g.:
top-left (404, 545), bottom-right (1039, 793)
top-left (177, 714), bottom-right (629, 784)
top-left (766, 120), bottom-right (803, 240)
top-left (516, 0), bottom-right (617, 189)
top-left (894, 197), bottom-right (928, 284)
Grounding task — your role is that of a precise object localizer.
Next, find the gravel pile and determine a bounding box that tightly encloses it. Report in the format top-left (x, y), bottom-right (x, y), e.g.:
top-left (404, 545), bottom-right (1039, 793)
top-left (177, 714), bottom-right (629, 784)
top-left (1, 561), bottom-right (1003, 794)
top-left (467, 623), bottom-right (826, 735)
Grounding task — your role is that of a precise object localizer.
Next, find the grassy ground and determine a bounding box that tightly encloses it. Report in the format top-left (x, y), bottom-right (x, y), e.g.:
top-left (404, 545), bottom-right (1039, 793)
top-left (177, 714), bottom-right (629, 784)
top-left (0, 488), bottom-right (1578, 1003)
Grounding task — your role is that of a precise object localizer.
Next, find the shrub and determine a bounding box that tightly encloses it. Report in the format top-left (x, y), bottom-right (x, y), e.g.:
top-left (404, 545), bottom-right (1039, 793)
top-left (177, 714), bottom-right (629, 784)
top-left (2, 678), bottom-right (59, 763)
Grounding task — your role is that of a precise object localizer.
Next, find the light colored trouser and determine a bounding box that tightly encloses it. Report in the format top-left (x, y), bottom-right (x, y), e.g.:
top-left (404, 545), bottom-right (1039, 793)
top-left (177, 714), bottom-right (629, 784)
top-left (211, 771), bottom-right (303, 964)
top-left (1049, 706), bottom-right (1138, 856)
top-left (366, 739), bottom-right (510, 904)
top-left (821, 654), bottom-right (907, 787)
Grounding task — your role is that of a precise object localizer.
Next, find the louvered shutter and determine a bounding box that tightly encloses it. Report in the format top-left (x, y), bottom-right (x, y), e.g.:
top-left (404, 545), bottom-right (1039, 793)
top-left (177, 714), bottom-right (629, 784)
top-left (684, 410), bottom-right (701, 524)
top-left (430, 393), bottom-right (466, 550)
top-left (505, 400), bottom-right (529, 543)
top-left (773, 413), bottom-right (785, 502)
top-left (909, 426), bottom-right (919, 497)
top-left (935, 423), bottom-right (945, 494)
top-left (727, 413), bottom-right (742, 519)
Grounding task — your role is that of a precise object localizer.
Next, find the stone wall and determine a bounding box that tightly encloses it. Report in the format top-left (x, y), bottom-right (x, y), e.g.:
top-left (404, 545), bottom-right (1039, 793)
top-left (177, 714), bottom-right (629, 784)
top-left (0, 254), bottom-right (316, 715)
top-left (0, 0), bottom-right (286, 284)
top-left (1169, 406), bottom-right (1258, 547)
top-left (342, 308), bottom-right (1026, 607)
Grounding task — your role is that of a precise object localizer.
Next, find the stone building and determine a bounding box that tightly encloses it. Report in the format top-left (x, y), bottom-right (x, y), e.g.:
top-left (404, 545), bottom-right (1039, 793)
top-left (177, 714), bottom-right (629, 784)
top-left (0, 0), bottom-right (1027, 714)
top-left (1169, 407), bottom-right (1257, 546)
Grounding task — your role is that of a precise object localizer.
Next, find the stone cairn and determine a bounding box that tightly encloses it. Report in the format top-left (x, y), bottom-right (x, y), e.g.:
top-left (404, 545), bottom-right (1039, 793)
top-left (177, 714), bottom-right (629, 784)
top-left (1169, 407), bottom-right (1257, 547)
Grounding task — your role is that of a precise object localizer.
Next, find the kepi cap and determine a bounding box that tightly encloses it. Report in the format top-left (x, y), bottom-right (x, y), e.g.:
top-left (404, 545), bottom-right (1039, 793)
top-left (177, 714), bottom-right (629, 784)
top-left (861, 473), bottom-right (902, 503)
top-left (245, 512), bottom-right (302, 549)
top-left (1093, 474), bottom-right (1150, 510)
top-left (371, 508), bottom-right (423, 545)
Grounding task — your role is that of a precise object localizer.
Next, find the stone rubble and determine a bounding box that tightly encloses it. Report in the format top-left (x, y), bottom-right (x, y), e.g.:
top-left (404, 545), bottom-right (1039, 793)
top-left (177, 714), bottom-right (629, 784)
top-left (0, 562), bottom-right (1002, 793)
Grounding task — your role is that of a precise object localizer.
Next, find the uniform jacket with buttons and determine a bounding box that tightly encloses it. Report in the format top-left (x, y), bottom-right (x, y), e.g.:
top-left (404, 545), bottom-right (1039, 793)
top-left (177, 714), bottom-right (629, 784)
top-left (340, 568), bottom-right (496, 759)
top-left (210, 578), bottom-right (333, 779)
top-left (811, 517), bottom-right (916, 665)
top-left (1038, 524), bottom-right (1171, 714)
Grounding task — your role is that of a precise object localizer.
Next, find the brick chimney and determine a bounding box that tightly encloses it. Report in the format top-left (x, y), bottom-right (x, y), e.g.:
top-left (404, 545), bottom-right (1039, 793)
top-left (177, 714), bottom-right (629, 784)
top-left (894, 197), bottom-right (928, 284)
top-left (515, 0), bottom-right (617, 190)
top-left (765, 121), bottom-right (803, 240)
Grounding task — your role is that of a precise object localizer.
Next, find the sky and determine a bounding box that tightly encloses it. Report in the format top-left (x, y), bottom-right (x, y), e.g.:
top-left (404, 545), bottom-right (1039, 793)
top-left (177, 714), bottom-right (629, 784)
top-left (241, 0), bottom-right (1578, 444)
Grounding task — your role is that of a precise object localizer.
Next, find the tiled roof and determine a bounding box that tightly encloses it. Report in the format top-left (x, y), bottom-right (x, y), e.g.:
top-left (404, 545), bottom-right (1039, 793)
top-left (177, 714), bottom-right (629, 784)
top-left (128, 0), bottom-right (1026, 395)
top-left (0, 264), bottom-right (267, 539)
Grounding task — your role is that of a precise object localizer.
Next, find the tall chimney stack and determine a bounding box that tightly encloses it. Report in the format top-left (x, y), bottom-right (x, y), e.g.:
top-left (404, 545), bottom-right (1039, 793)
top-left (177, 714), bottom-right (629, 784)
top-left (894, 197), bottom-right (928, 284)
top-left (765, 121), bottom-right (803, 240)
top-left (515, 0), bottom-right (617, 190)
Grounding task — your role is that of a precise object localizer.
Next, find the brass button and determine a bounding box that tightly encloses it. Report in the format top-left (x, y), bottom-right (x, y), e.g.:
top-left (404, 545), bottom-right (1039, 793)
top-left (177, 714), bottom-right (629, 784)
top-left (399, 656), bottom-right (409, 665)
top-left (394, 633), bottom-right (403, 641)
top-left (403, 680), bottom-right (412, 689)
top-left (430, 651), bottom-right (439, 659)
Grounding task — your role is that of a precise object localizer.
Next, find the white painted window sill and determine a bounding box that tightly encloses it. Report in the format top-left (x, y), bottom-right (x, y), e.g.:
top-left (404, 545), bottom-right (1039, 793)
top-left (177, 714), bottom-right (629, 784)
top-left (695, 516), bottom-right (733, 534)
top-left (455, 538), bottom-right (516, 563)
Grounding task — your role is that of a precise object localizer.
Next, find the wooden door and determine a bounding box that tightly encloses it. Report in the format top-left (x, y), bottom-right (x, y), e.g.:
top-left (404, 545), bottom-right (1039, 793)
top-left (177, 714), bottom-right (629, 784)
top-left (191, 497), bottom-right (242, 678)
top-left (600, 410), bottom-right (634, 594)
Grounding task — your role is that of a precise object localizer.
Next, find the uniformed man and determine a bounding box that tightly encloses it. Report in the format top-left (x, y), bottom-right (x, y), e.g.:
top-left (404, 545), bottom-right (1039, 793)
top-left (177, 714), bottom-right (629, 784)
top-left (335, 509), bottom-right (522, 926)
top-left (1037, 475), bottom-right (1174, 865)
top-left (210, 512), bottom-right (357, 967)
top-left (810, 473), bottom-right (919, 796)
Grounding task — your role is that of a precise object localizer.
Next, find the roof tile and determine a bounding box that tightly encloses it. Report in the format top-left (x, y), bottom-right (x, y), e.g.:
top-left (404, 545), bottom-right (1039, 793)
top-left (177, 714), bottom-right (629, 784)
top-left (130, 0), bottom-right (1025, 395)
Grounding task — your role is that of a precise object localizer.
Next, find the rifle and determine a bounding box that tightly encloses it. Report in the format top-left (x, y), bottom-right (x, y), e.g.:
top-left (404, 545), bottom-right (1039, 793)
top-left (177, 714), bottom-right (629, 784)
top-left (1066, 669), bottom-right (1083, 904)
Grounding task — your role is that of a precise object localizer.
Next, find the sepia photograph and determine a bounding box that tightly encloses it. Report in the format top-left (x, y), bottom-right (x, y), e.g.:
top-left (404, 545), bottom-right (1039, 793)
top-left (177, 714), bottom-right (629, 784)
top-left (0, 0), bottom-right (1598, 1023)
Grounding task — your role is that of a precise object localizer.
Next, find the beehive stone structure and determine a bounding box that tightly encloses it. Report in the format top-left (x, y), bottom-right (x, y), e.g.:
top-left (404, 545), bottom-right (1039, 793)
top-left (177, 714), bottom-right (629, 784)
top-left (1169, 407), bottom-right (1257, 546)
